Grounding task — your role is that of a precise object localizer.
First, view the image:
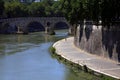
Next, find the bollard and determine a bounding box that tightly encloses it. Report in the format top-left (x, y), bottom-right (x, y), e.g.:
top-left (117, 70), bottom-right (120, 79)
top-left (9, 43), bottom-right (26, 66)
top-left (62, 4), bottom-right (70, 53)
top-left (83, 65), bottom-right (88, 72)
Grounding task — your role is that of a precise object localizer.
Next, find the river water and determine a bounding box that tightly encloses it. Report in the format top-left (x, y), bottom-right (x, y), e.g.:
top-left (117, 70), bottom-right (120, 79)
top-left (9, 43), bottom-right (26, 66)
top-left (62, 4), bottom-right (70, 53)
top-left (0, 30), bottom-right (102, 80)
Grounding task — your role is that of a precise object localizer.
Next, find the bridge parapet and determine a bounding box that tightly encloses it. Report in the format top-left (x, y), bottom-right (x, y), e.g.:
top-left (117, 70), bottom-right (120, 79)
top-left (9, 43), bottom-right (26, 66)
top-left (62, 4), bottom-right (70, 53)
top-left (0, 17), bottom-right (71, 34)
top-left (0, 17), bottom-right (66, 22)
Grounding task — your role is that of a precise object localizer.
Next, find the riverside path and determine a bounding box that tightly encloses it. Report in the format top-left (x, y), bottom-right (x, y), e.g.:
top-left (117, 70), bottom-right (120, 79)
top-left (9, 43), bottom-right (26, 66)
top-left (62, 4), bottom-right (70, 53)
top-left (53, 37), bottom-right (120, 79)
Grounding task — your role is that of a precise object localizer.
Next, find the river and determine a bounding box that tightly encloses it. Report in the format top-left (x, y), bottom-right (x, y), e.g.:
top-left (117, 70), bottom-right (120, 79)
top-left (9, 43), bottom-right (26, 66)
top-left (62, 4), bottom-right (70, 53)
top-left (0, 30), bottom-right (102, 80)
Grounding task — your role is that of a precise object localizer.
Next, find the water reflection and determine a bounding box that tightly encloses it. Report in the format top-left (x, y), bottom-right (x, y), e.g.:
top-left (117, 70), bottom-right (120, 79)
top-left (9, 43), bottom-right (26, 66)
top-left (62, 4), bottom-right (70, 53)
top-left (0, 30), bottom-right (68, 80)
top-left (0, 30), bottom-right (111, 80)
top-left (0, 30), bottom-right (67, 55)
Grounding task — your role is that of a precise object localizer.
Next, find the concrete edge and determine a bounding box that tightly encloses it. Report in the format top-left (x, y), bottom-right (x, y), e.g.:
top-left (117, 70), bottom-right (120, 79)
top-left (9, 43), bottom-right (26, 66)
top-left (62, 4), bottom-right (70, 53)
top-left (53, 37), bottom-right (120, 80)
top-left (71, 39), bottom-right (120, 79)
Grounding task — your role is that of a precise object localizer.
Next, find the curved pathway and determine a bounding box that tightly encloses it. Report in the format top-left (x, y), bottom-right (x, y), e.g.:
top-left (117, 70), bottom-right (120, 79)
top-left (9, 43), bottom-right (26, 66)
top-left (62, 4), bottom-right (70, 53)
top-left (53, 37), bottom-right (120, 79)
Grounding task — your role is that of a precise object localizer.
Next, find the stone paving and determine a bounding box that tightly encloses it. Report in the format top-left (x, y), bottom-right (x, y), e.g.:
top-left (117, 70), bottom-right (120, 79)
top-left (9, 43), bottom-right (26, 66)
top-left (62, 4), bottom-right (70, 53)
top-left (53, 37), bottom-right (120, 79)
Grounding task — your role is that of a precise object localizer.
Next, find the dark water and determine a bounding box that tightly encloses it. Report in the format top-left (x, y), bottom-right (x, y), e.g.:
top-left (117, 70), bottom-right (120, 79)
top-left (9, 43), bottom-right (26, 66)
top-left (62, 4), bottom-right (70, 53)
top-left (0, 30), bottom-right (102, 80)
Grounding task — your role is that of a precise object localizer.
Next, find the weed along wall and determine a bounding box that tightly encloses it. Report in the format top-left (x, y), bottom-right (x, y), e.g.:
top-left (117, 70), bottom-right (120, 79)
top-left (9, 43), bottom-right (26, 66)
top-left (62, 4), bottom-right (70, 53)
top-left (74, 24), bottom-right (120, 62)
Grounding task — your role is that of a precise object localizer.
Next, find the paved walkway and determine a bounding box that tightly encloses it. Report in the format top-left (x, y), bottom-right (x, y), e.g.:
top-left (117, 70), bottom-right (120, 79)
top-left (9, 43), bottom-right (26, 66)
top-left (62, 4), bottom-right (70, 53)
top-left (53, 37), bottom-right (120, 79)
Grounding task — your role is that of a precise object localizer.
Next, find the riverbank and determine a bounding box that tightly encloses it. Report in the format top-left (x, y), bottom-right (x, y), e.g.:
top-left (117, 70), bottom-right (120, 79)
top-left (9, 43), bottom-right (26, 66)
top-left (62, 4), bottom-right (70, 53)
top-left (53, 37), bottom-right (120, 80)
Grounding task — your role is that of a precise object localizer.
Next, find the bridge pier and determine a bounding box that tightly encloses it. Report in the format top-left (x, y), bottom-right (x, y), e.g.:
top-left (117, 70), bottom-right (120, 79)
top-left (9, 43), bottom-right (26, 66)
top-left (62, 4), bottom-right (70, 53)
top-left (49, 27), bottom-right (55, 35)
top-left (16, 26), bottom-right (23, 34)
top-left (45, 22), bottom-right (55, 35)
top-left (45, 26), bottom-right (55, 35)
top-left (16, 26), bottom-right (28, 34)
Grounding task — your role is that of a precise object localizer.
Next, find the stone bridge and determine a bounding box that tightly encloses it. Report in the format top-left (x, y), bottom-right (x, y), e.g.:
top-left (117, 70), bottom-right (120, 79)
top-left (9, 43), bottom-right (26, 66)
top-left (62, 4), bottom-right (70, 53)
top-left (0, 17), bottom-right (70, 34)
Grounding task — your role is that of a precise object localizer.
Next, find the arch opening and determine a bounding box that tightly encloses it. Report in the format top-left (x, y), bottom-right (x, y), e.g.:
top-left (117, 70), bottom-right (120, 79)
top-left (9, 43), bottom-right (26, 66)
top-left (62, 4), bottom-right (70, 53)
top-left (54, 22), bottom-right (69, 30)
top-left (0, 23), bottom-right (15, 34)
top-left (27, 21), bottom-right (45, 32)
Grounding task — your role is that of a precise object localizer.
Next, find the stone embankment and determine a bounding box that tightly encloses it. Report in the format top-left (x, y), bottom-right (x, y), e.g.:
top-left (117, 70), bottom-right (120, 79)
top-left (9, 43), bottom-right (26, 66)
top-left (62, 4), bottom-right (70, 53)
top-left (53, 37), bottom-right (120, 79)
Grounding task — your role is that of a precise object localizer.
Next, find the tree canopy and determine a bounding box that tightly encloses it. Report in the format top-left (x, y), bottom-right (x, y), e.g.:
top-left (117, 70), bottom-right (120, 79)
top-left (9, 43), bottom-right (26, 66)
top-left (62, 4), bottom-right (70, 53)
top-left (0, 0), bottom-right (4, 16)
top-left (1, 0), bottom-right (120, 27)
top-left (59, 0), bottom-right (120, 26)
top-left (1, 0), bottom-right (64, 18)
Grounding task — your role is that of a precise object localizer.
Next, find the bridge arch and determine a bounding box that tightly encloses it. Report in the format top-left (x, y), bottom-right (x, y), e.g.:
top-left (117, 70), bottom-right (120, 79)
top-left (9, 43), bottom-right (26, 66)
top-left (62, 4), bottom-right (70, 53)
top-left (27, 21), bottom-right (45, 32)
top-left (0, 22), bottom-right (16, 34)
top-left (54, 21), bottom-right (69, 30)
top-left (0, 17), bottom-right (72, 34)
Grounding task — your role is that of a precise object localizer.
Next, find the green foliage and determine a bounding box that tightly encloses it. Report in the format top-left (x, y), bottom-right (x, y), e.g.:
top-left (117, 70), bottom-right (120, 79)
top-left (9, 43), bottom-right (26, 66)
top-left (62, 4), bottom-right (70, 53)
top-left (4, 0), bottom-right (19, 2)
top-left (101, 0), bottom-right (120, 26)
top-left (59, 0), bottom-right (120, 26)
top-left (2, 0), bottom-right (120, 27)
top-left (27, 2), bottom-right (46, 17)
top-left (2, 0), bottom-right (64, 18)
top-left (4, 2), bottom-right (27, 17)
top-left (51, 1), bottom-right (64, 16)
top-left (49, 46), bottom-right (56, 54)
top-left (0, 0), bottom-right (4, 16)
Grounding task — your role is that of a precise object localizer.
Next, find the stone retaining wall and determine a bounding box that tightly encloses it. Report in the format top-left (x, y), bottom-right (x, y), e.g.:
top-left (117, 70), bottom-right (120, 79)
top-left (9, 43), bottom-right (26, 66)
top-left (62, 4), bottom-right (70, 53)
top-left (74, 25), bottom-right (120, 62)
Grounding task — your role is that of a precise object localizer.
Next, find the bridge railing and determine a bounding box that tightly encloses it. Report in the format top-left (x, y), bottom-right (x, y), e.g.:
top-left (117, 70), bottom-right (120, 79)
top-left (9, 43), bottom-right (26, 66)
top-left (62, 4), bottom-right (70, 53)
top-left (0, 17), bottom-right (66, 22)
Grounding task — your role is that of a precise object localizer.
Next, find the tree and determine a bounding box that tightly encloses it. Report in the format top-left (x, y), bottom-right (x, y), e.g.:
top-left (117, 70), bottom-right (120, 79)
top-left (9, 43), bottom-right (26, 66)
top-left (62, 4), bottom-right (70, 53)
top-left (43, 0), bottom-right (54, 16)
top-left (0, 0), bottom-right (4, 16)
top-left (28, 2), bottom-right (46, 17)
top-left (4, 2), bottom-right (29, 17)
top-left (60, 0), bottom-right (120, 29)
top-left (101, 0), bottom-right (120, 27)
top-left (3, 0), bottom-right (64, 17)
top-left (5, 2), bottom-right (24, 17)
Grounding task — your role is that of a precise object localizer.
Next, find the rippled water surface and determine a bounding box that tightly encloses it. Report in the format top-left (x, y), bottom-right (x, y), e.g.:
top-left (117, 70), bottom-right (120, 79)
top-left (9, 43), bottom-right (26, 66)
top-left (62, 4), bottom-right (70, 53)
top-left (0, 30), bottom-right (103, 80)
